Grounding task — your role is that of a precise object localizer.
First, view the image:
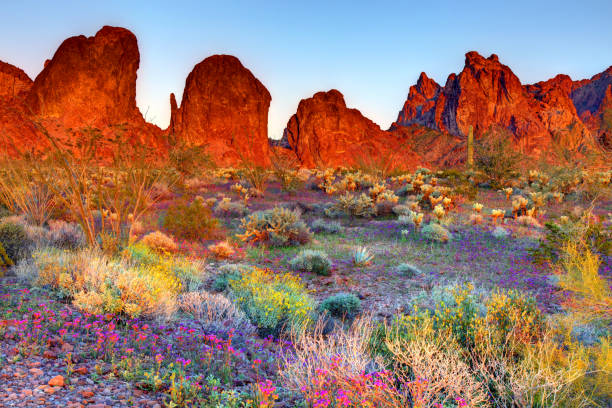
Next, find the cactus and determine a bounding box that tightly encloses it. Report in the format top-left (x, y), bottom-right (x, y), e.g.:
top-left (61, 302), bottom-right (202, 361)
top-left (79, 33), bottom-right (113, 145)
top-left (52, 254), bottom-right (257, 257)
top-left (467, 125), bottom-right (474, 167)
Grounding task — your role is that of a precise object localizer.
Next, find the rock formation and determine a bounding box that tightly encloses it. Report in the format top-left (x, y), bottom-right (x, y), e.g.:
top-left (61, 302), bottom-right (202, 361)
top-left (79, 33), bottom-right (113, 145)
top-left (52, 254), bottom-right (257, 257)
top-left (0, 26), bottom-right (166, 159)
top-left (392, 51), bottom-right (594, 157)
top-left (169, 55), bottom-right (271, 167)
top-left (0, 60), bottom-right (32, 100)
top-left (282, 89), bottom-right (419, 169)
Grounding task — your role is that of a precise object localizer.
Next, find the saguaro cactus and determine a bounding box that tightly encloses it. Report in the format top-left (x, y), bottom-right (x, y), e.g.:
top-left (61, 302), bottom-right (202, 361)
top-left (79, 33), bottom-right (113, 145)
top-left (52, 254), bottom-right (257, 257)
top-left (467, 125), bottom-right (474, 167)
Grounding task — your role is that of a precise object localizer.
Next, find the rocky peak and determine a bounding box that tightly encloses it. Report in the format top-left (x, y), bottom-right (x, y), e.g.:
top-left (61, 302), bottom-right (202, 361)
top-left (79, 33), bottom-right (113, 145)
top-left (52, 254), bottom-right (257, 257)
top-left (169, 54), bottom-right (271, 166)
top-left (0, 60), bottom-right (33, 100)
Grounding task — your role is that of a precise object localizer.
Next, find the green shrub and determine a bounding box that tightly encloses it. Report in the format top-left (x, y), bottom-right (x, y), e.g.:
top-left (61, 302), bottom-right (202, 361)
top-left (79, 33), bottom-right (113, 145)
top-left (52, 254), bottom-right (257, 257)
top-left (395, 263), bottom-right (422, 277)
top-left (163, 198), bottom-right (219, 240)
top-left (310, 219), bottom-right (341, 234)
top-left (289, 250), bottom-right (332, 275)
top-left (238, 207), bottom-right (312, 247)
top-left (212, 264), bottom-right (248, 292)
top-left (329, 193), bottom-right (375, 218)
top-left (0, 221), bottom-right (33, 264)
top-left (530, 213), bottom-right (611, 265)
top-left (475, 126), bottom-right (521, 188)
top-left (320, 293), bottom-right (361, 319)
top-left (421, 222), bottom-right (452, 243)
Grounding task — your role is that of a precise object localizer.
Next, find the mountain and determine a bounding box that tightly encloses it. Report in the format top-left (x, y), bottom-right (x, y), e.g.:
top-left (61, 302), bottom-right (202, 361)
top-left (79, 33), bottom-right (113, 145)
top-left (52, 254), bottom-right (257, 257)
top-left (169, 55), bottom-right (271, 167)
top-left (281, 89), bottom-right (419, 169)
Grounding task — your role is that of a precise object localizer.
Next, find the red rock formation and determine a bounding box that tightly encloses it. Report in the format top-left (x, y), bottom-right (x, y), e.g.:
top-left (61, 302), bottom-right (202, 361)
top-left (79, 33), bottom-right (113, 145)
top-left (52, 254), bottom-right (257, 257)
top-left (169, 55), bottom-right (271, 167)
top-left (27, 26), bottom-right (142, 127)
top-left (0, 27), bottom-right (166, 160)
top-left (283, 89), bottom-right (419, 169)
top-left (0, 60), bottom-right (32, 100)
top-left (393, 52), bottom-right (593, 157)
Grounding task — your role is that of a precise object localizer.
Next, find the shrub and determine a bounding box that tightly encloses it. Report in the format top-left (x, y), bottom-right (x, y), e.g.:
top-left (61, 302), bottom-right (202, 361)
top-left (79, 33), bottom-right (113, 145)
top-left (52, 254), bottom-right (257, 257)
top-left (484, 289), bottom-right (544, 345)
top-left (178, 291), bottom-right (254, 335)
top-left (395, 263), bottom-right (422, 277)
top-left (320, 293), bottom-right (361, 319)
top-left (163, 198), bottom-right (219, 240)
top-left (330, 193), bottom-right (375, 218)
top-left (140, 230), bottom-right (179, 253)
top-left (33, 248), bottom-right (181, 318)
top-left (47, 220), bottom-right (86, 249)
top-left (289, 249), bottom-right (332, 275)
top-left (310, 218), bottom-right (341, 234)
top-left (0, 221), bottom-right (33, 264)
top-left (208, 241), bottom-right (235, 259)
top-left (421, 222), bottom-right (452, 243)
top-left (213, 198), bottom-right (248, 218)
top-left (475, 126), bottom-right (521, 188)
top-left (228, 266), bottom-right (315, 336)
top-left (237, 207), bottom-right (312, 247)
top-left (212, 264), bottom-right (247, 292)
top-left (491, 226), bottom-right (510, 239)
top-left (558, 241), bottom-right (611, 315)
top-left (280, 318), bottom-right (404, 407)
top-left (530, 212), bottom-right (611, 265)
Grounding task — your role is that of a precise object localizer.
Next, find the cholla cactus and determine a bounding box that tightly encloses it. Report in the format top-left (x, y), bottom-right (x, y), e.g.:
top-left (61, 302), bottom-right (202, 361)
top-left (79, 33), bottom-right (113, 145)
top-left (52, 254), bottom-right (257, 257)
top-left (420, 184), bottom-right (434, 198)
top-left (351, 246), bottom-right (374, 266)
top-left (491, 209), bottom-right (504, 224)
top-left (472, 203), bottom-right (483, 213)
top-left (433, 204), bottom-right (446, 222)
top-left (552, 192), bottom-right (564, 204)
top-left (442, 197), bottom-right (452, 209)
top-left (502, 187), bottom-right (513, 200)
top-left (511, 196), bottom-right (529, 217)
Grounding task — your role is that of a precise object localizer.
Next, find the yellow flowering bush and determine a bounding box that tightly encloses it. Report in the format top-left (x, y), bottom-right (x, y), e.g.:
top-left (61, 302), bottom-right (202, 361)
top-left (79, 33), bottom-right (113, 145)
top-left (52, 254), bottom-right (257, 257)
top-left (32, 248), bottom-right (181, 318)
top-left (228, 267), bottom-right (315, 336)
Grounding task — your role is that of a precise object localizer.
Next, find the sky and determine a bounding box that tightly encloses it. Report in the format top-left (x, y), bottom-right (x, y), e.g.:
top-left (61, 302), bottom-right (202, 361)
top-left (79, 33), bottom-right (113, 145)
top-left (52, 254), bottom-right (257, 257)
top-left (1, 0), bottom-right (611, 139)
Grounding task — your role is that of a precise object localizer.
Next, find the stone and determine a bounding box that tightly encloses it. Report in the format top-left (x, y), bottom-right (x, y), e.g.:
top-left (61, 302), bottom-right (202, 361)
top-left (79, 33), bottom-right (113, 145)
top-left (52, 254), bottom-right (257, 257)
top-left (48, 375), bottom-right (65, 387)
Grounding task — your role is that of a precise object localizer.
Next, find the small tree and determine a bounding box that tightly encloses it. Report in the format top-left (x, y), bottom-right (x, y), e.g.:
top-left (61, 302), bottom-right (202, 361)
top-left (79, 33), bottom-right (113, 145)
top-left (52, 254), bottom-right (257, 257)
top-left (475, 126), bottom-right (521, 188)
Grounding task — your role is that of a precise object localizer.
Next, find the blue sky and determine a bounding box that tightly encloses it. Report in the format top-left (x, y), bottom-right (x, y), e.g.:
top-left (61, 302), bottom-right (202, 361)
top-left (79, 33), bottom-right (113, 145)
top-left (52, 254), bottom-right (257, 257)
top-left (2, 0), bottom-right (611, 138)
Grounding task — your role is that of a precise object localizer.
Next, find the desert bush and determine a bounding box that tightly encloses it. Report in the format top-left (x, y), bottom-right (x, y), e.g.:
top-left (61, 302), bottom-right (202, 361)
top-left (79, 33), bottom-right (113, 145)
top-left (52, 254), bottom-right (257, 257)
top-left (237, 207), bottom-right (312, 247)
top-left (475, 126), bottom-right (521, 188)
top-left (483, 289), bottom-right (544, 345)
top-left (212, 264), bottom-right (248, 292)
top-left (280, 317), bottom-right (405, 407)
top-left (168, 140), bottom-right (213, 180)
top-left (329, 192), bottom-right (375, 218)
top-left (530, 210), bottom-right (611, 265)
top-left (140, 230), bottom-right (179, 253)
top-left (0, 157), bottom-right (56, 226)
top-left (384, 316), bottom-right (490, 408)
top-left (32, 248), bottom-right (181, 318)
top-left (395, 263), bottom-right (422, 277)
top-left (421, 222), bottom-right (452, 243)
top-left (213, 198), bottom-right (248, 218)
top-left (320, 292), bottom-right (361, 319)
top-left (47, 220), bottom-right (86, 249)
top-left (207, 241), bottom-right (235, 259)
top-left (0, 221), bottom-right (33, 264)
top-left (289, 249), bottom-right (332, 275)
top-left (270, 149), bottom-right (302, 192)
top-left (310, 218), bottom-right (341, 234)
top-left (163, 198), bottom-right (219, 240)
top-left (558, 241), bottom-right (611, 316)
top-left (228, 266), bottom-right (315, 336)
top-left (178, 290), bottom-right (254, 335)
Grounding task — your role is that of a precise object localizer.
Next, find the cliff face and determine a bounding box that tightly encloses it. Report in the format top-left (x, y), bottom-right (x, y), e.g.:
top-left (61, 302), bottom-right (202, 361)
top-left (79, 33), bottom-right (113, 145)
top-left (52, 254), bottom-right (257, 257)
top-left (392, 51), bottom-right (600, 157)
top-left (169, 55), bottom-right (271, 167)
top-left (283, 89), bottom-right (419, 169)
